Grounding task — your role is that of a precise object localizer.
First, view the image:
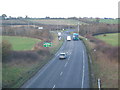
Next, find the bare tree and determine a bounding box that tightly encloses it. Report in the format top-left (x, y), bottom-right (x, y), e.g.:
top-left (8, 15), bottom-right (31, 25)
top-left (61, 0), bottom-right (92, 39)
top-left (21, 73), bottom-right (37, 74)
top-left (2, 14), bottom-right (7, 20)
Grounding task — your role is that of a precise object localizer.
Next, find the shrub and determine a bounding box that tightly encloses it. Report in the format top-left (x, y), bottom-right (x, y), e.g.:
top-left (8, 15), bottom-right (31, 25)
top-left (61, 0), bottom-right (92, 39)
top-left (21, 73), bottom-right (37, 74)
top-left (87, 35), bottom-right (119, 62)
top-left (9, 51), bottom-right (40, 62)
top-left (2, 40), bottom-right (12, 59)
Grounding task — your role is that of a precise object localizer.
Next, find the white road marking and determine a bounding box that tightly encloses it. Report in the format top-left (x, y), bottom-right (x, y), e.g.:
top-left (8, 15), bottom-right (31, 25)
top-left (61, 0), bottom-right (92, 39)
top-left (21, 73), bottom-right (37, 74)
top-left (68, 56), bottom-right (70, 60)
top-left (53, 85), bottom-right (56, 88)
top-left (60, 72), bottom-right (63, 76)
top-left (64, 62), bottom-right (68, 67)
top-left (56, 54), bottom-right (59, 57)
top-left (81, 50), bottom-right (85, 88)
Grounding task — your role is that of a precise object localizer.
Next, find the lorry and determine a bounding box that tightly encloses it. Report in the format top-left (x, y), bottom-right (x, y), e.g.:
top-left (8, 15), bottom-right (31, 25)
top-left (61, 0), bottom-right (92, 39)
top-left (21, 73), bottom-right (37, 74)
top-left (73, 33), bottom-right (79, 40)
top-left (67, 36), bottom-right (71, 41)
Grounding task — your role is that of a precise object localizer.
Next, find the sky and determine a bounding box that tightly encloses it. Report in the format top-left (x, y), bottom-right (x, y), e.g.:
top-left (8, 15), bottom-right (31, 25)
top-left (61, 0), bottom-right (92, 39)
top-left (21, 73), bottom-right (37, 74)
top-left (0, 0), bottom-right (119, 18)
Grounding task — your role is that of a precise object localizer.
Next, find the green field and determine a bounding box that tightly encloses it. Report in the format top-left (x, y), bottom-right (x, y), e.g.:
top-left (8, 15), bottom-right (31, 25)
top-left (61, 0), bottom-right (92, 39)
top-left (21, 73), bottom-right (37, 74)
top-left (2, 36), bottom-right (41, 51)
top-left (95, 33), bottom-right (119, 46)
top-left (99, 19), bottom-right (118, 24)
top-left (29, 19), bottom-right (86, 25)
top-left (87, 18), bottom-right (119, 24)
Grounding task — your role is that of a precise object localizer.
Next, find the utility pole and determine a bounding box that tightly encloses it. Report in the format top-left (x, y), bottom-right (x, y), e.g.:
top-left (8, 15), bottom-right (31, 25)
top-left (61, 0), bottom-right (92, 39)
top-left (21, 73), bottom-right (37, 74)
top-left (68, 24), bottom-right (69, 30)
top-left (27, 20), bottom-right (29, 36)
top-left (78, 22), bottom-right (79, 33)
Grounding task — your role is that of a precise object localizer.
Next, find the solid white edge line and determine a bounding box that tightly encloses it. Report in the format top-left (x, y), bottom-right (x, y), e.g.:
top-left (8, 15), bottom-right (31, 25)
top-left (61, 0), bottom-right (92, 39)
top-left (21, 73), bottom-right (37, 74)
top-left (81, 50), bottom-right (85, 88)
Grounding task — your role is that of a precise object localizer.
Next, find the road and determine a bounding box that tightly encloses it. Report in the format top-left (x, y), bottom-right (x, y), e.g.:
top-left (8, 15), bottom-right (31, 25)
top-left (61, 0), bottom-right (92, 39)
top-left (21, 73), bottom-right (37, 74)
top-left (22, 31), bottom-right (90, 88)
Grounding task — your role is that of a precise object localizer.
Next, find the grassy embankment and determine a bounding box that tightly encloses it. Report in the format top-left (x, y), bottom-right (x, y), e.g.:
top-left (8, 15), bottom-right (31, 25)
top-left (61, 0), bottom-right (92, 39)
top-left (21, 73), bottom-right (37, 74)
top-left (80, 33), bottom-right (118, 88)
top-left (2, 36), bottom-right (41, 88)
top-left (2, 33), bottom-right (64, 88)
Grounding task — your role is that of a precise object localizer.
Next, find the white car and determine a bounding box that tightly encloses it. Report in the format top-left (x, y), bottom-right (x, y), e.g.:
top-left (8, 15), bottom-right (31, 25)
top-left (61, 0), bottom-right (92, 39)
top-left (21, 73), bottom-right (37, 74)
top-left (67, 36), bottom-right (71, 41)
top-left (59, 53), bottom-right (67, 59)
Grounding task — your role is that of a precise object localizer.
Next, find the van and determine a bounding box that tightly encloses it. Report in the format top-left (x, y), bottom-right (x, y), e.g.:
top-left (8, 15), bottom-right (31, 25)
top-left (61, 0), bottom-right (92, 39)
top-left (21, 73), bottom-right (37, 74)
top-left (67, 36), bottom-right (71, 41)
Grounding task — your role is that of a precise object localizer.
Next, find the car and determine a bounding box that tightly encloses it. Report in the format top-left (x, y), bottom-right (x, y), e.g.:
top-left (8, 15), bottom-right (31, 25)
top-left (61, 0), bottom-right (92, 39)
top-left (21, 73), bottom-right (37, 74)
top-left (59, 53), bottom-right (67, 59)
top-left (67, 36), bottom-right (71, 41)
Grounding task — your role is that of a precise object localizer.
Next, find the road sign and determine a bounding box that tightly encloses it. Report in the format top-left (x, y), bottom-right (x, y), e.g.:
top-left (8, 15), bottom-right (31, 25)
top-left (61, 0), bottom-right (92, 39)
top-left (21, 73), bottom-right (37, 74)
top-left (43, 42), bottom-right (52, 47)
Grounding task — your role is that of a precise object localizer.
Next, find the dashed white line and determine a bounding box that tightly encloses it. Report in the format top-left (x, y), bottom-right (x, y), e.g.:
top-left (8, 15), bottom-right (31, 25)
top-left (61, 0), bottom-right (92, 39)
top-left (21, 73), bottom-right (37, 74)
top-left (56, 54), bottom-right (59, 57)
top-left (68, 56), bottom-right (70, 60)
top-left (53, 85), bottom-right (56, 88)
top-left (81, 50), bottom-right (85, 88)
top-left (60, 72), bottom-right (63, 76)
top-left (64, 62), bottom-right (68, 67)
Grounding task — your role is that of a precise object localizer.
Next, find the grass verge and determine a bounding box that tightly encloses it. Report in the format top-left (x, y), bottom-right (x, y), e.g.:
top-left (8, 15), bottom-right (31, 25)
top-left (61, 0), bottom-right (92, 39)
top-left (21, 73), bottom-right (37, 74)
top-left (80, 35), bottom-right (118, 88)
top-left (79, 36), bottom-right (94, 88)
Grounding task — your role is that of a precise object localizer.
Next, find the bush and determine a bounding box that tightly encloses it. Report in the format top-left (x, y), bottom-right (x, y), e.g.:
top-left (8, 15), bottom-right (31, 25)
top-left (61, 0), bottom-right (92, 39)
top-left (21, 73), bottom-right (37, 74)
top-left (86, 35), bottom-right (119, 62)
top-left (2, 40), bottom-right (12, 59)
top-left (8, 51), bottom-right (40, 62)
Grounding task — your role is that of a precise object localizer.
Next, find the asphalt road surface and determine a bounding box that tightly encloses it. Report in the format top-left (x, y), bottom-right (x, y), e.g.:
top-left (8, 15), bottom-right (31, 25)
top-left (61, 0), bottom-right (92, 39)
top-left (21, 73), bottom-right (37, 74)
top-left (22, 31), bottom-right (90, 88)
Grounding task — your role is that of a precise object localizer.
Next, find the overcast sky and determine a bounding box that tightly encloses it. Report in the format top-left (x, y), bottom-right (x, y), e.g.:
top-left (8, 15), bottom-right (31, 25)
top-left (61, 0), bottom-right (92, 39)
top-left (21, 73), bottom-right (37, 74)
top-left (0, 0), bottom-right (119, 18)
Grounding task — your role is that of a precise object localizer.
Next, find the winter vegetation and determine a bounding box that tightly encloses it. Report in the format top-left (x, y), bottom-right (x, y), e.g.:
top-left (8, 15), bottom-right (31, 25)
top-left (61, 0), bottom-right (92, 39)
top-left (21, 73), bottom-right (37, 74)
top-left (1, 14), bottom-right (119, 88)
